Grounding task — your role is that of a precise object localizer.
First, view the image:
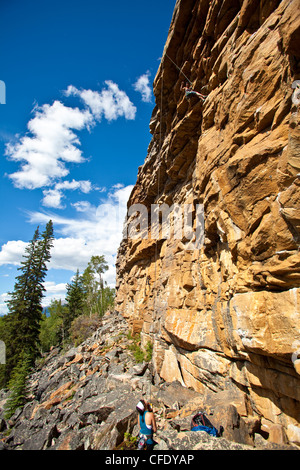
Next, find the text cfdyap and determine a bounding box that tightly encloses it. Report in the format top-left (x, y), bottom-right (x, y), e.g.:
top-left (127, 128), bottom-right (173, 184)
top-left (0, 80), bottom-right (6, 104)
top-left (105, 454), bottom-right (194, 466)
top-left (0, 341), bottom-right (6, 365)
top-left (124, 203), bottom-right (204, 250)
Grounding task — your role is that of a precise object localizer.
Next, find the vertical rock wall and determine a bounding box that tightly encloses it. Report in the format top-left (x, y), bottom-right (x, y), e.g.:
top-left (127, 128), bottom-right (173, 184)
top-left (116, 0), bottom-right (300, 444)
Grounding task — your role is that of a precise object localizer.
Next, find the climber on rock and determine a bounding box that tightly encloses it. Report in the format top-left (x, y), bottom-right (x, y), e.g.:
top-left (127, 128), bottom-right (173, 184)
top-left (181, 82), bottom-right (206, 102)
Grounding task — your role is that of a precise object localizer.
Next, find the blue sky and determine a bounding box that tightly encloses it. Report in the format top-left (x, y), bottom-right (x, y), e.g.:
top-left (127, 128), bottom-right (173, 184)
top-left (0, 0), bottom-right (175, 314)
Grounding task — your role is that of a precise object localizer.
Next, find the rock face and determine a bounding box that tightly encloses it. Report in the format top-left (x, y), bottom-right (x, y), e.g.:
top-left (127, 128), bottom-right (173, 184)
top-left (116, 0), bottom-right (300, 446)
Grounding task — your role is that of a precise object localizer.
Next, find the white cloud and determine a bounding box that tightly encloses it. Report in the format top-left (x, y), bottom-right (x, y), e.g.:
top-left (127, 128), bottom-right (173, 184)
top-left (42, 281), bottom-right (67, 308)
top-left (56, 179), bottom-right (93, 193)
top-left (72, 201), bottom-right (93, 212)
top-left (65, 81), bottom-right (137, 121)
top-left (5, 101), bottom-right (93, 190)
top-left (0, 240), bottom-right (28, 266)
top-left (43, 281), bottom-right (68, 295)
top-left (42, 188), bottom-right (65, 209)
top-left (0, 184), bottom-right (134, 289)
top-left (133, 72), bottom-right (152, 103)
top-left (34, 184), bottom-right (133, 280)
top-left (2, 80), bottom-right (137, 306)
top-left (0, 184), bottom-right (133, 313)
top-left (42, 179), bottom-right (94, 208)
top-left (6, 81), bottom-right (136, 194)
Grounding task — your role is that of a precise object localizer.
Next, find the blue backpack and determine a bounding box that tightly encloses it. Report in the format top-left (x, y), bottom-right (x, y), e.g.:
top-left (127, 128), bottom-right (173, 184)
top-left (191, 412), bottom-right (220, 437)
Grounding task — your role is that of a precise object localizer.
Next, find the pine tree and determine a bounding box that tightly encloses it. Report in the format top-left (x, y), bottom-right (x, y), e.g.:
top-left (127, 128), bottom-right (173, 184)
top-left (26, 220), bottom-right (54, 357)
top-left (64, 269), bottom-right (85, 338)
top-left (4, 221), bottom-right (54, 382)
top-left (4, 352), bottom-right (32, 419)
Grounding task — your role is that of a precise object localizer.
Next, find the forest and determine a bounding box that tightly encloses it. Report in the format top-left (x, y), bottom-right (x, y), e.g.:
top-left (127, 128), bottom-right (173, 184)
top-left (0, 221), bottom-right (115, 416)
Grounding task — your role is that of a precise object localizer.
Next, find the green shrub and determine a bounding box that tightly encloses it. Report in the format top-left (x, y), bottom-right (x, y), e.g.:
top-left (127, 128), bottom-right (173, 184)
top-left (116, 432), bottom-right (138, 450)
top-left (145, 341), bottom-right (153, 362)
top-left (128, 334), bottom-right (153, 363)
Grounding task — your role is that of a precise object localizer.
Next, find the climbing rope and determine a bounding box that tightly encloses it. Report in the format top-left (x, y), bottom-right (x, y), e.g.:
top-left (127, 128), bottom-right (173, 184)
top-left (165, 53), bottom-right (193, 87)
top-left (149, 68), bottom-right (164, 404)
top-left (148, 52), bottom-right (205, 401)
top-left (166, 53), bottom-right (207, 101)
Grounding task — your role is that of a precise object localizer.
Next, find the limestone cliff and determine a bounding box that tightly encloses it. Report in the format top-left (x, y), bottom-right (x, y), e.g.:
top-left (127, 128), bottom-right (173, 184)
top-left (116, 0), bottom-right (300, 446)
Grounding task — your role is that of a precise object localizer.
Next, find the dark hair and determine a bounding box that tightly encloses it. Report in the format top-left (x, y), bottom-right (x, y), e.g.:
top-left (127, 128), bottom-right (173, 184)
top-left (146, 402), bottom-right (153, 412)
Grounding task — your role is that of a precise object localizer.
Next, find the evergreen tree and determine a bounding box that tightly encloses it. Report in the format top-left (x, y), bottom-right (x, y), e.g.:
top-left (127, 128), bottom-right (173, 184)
top-left (64, 270), bottom-right (85, 337)
top-left (4, 351), bottom-right (32, 419)
top-left (26, 221), bottom-right (54, 354)
top-left (81, 263), bottom-right (95, 317)
top-left (4, 221), bottom-right (54, 382)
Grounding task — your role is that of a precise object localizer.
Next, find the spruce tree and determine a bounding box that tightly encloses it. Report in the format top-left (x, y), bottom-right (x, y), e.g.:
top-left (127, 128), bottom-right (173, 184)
top-left (64, 269), bottom-right (85, 338)
top-left (4, 221), bottom-right (54, 382)
top-left (4, 351), bottom-right (32, 419)
top-left (26, 220), bottom-right (54, 357)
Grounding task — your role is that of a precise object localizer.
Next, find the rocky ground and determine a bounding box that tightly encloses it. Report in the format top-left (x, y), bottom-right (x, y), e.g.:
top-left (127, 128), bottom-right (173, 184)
top-left (0, 311), bottom-right (298, 451)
